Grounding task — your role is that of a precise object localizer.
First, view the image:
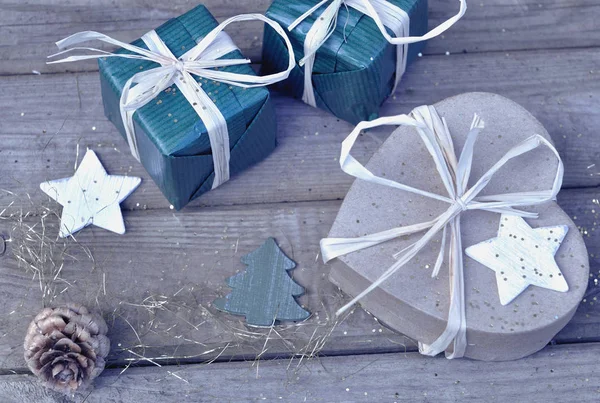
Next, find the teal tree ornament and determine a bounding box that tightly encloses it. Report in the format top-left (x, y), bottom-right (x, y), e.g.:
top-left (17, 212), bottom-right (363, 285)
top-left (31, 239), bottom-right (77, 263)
top-left (213, 238), bottom-right (310, 327)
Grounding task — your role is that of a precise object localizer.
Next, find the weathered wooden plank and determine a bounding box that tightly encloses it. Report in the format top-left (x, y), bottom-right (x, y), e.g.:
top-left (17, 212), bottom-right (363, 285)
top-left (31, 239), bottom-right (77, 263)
top-left (0, 1), bottom-right (597, 400)
top-left (0, 47), bottom-right (598, 212)
top-left (0, 0), bottom-right (267, 75)
top-left (1, 342), bottom-right (599, 403)
top-left (1, 0), bottom-right (599, 75)
top-left (552, 187), bottom-right (600, 343)
top-left (0, 188), bottom-right (597, 371)
top-left (0, 200), bottom-right (417, 372)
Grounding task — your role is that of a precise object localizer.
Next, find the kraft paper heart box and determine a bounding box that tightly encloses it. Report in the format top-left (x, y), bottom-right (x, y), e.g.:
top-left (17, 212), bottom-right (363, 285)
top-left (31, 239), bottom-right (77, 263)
top-left (97, 5), bottom-right (277, 209)
top-left (261, 0), bottom-right (428, 124)
top-left (323, 93), bottom-right (589, 361)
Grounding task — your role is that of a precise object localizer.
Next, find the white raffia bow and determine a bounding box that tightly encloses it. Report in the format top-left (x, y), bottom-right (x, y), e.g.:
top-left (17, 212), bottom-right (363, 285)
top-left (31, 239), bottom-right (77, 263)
top-left (48, 14), bottom-right (295, 190)
top-left (320, 105), bottom-right (564, 358)
top-left (288, 0), bottom-right (467, 107)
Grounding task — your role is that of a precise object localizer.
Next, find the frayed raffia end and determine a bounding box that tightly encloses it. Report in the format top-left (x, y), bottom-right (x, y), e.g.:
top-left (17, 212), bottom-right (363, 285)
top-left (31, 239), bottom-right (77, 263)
top-left (1, 193), bottom-right (95, 306)
top-left (115, 284), bottom-right (354, 379)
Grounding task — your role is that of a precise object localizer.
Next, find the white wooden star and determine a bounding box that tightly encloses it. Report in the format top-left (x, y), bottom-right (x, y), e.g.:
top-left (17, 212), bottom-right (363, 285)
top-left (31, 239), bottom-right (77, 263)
top-left (40, 149), bottom-right (141, 238)
top-left (465, 215), bottom-right (569, 305)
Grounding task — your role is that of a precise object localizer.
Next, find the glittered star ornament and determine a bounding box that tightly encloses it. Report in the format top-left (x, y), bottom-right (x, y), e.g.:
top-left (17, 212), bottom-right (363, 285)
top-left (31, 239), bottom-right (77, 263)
top-left (465, 215), bottom-right (569, 306)
top-left (40, 149), bottom-right (141, 238)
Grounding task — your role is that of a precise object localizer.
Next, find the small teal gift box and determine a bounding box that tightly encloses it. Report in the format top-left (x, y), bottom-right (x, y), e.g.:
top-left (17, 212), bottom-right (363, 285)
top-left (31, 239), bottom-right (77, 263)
top-left (92, 6), bottom-right (280, 209)
top-left (261, 0), bottom-right (429, 124)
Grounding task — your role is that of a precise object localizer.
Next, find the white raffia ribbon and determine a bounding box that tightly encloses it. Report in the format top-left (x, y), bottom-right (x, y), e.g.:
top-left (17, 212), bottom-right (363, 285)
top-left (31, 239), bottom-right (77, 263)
top-left (288, 0), bottom-right (467, 108)
top-left (320, 105), bottom-right (564, 358)
top-left (48, 14), bottom-right (295, 190)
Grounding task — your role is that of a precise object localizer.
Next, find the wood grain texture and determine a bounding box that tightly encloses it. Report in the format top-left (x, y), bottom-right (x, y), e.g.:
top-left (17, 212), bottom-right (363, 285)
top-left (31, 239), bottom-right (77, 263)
top-left (552, 187), bottom-right (600, 343)
top-left (0, 188), bottom-right (597, 371)
top-left (1, 342), bottom-right (599, 402)
top-left (0, 48), bottom-right (598, 214)
top-left (0, 200), bottom-right (418, 371)
top-left (2, 0), bottom-right (599, 75)
top-left (0, 0), bottom-right (599, 398)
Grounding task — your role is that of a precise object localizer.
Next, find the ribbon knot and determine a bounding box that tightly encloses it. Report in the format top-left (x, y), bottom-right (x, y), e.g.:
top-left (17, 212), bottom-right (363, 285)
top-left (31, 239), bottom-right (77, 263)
top-left (172, 60), bottom-right (186, 74)
top-left (288, 0), bottom-right (468, 107)
top-left (454, 197), bottom-right (469, 212)
top-left (48, 14), bottom-right (296, 192)
top-left (320, 105), bottom-right (564, 358)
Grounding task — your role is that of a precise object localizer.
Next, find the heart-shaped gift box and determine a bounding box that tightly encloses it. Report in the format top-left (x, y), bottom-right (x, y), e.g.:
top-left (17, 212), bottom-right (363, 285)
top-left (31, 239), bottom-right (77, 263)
top-left (325, 93), bottom-right (589, 361)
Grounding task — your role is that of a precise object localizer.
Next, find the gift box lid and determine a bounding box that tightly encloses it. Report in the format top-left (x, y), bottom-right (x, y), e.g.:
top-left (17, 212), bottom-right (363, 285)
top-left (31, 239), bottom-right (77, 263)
top-left (266, 0), bottom-right (427, 75)
top-left (326, 93), bottom-right (590, 361)
top-left (98, 5), bottom-right (269, 157)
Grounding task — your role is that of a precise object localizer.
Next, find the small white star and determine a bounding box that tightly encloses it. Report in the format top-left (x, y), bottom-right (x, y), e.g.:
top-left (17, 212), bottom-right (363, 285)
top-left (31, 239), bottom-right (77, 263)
top-left (465, 215), bottom-right (569, 305)
top-left (40, 149), bottom-right (141, 238)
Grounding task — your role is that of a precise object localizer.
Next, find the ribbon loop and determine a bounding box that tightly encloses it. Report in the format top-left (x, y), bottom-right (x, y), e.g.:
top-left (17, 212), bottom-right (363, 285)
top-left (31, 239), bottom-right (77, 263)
top-left (48, 14), bottom-right (296, 192)
top-left (321, 105), bottom-right (564, 358)
top-left (288, 0), bottom-right (468, 106)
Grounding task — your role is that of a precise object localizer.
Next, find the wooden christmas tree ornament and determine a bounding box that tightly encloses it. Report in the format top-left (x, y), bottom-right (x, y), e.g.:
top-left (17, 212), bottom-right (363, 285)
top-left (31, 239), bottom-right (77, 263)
top-left (213, 238), bottom-right (310, 327)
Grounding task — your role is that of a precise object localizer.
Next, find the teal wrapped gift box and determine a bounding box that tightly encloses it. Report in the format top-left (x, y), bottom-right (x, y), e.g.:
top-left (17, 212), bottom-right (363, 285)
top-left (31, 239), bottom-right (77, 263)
top-left (261, 0), bottom-right (428, 124)
top-left (98, 5), bottom-right (277, 210)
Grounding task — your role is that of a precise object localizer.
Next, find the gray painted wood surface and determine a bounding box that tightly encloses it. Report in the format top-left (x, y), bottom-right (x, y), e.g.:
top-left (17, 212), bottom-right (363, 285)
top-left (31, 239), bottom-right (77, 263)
top-left (0, 0), bottom-right (598, 401)
top-left (2, 0), bottom-right (599, 75)
top-left (1, 343), bottom-right (599, 402)
top-left (1, 48), bottom-right (598, 214)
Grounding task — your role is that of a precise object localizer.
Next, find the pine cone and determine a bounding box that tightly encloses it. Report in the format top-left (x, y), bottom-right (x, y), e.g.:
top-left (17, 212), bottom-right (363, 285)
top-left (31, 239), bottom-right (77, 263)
top-left (24, 303), bottom-right (110, 393)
